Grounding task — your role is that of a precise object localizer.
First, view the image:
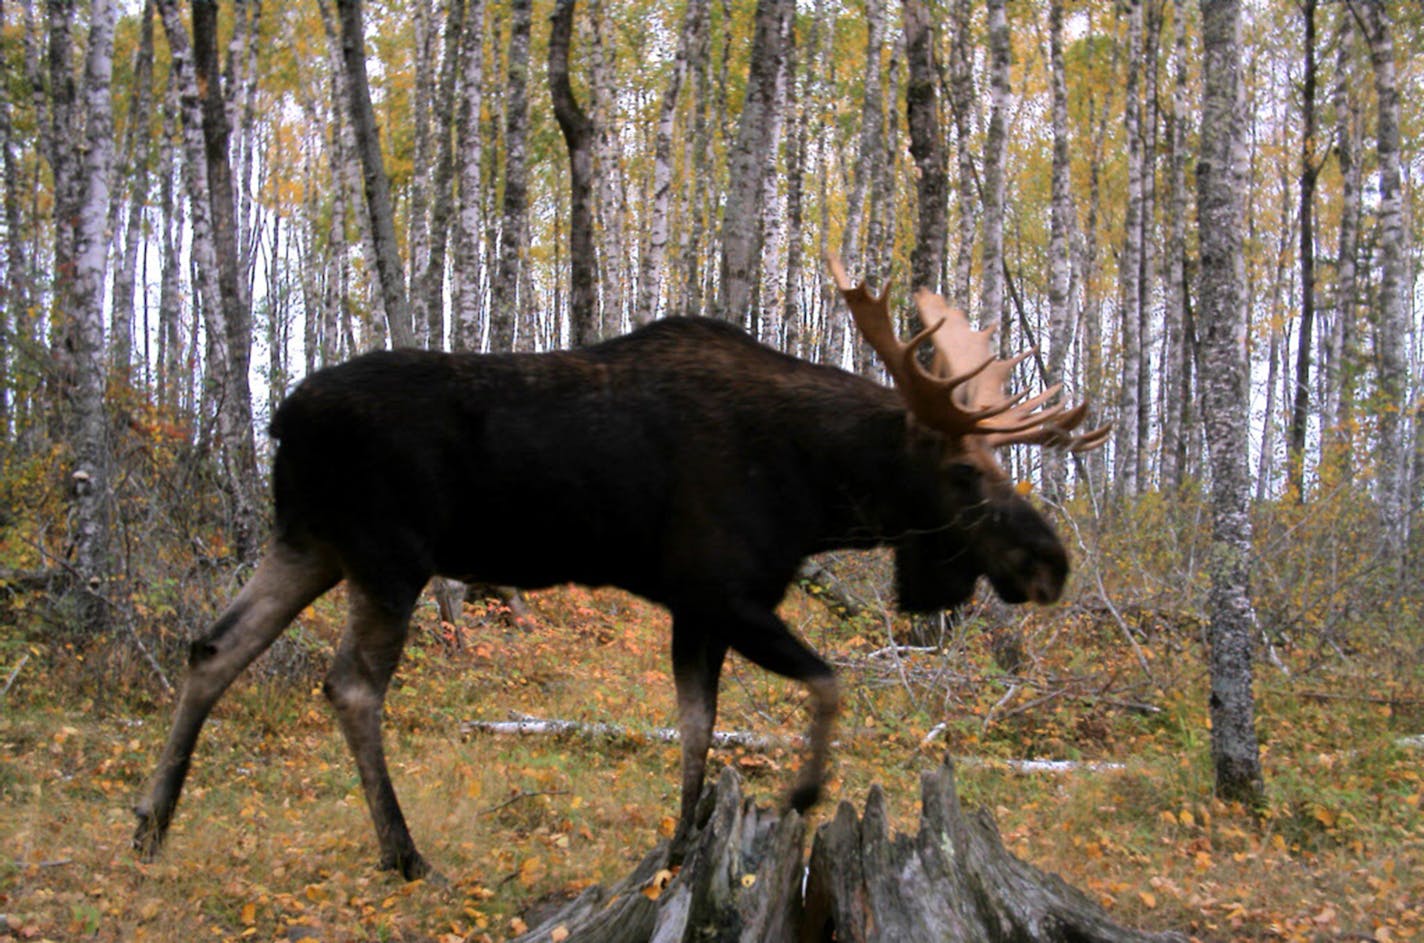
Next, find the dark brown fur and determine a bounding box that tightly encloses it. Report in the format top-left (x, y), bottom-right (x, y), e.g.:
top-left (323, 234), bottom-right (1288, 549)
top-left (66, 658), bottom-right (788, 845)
top-left (134, 318), bottom-right (1068, 879)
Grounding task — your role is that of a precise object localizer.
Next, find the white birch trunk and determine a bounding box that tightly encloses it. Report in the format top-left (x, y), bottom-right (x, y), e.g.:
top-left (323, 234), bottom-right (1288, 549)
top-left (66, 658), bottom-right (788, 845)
top-left (69, 0), bottom-right (118, 632)
top-left (1197, 0), bottom-right (1263, 805)
top-left (454, 0), bottom-right (486, 352)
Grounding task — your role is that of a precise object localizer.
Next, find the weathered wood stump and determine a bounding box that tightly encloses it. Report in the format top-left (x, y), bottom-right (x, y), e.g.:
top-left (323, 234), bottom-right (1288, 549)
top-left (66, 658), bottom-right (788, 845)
top-left (511, 761), bottom-right (1187, 943)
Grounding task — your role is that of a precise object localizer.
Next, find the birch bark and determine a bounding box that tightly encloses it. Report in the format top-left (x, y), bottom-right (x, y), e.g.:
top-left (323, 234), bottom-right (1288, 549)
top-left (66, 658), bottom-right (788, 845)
top-left (491, 0), bottom-right (533, 351)
top-left (1197, 0), bottom-right (1263, 805)
top-left (67, 0), bottom-right (117, 633)
top-left (1349, 0), bottom-right (1410, 561)
top-left (334, 0), bottom-right (413, 348)
top-left (718, 0), bottom-right (787, 325)
top-left (981, 0), bottom-right (1009, 336)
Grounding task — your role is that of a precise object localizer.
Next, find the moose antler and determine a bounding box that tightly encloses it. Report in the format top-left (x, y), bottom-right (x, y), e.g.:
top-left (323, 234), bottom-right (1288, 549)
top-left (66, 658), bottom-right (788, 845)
top-left (829, 252), bottom-right (1110, 452)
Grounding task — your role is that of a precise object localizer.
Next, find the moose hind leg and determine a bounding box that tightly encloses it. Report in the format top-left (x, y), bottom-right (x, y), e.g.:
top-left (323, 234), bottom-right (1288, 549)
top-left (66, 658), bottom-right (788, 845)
top-left (721, 603), bottom-right (840, 814)
top-left (323, 582), bottom-right (427, 879)
top-left (134, 542), bottom-right (339, 860)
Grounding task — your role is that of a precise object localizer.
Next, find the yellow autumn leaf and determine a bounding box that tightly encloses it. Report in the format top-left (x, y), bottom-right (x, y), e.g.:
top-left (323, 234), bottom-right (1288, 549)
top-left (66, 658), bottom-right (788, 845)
top-left (643, 869), bottom-right (674, 900)
top-left (1138, 890), bottom-right (1157, 909)
top-left (241, 901), bottom-right (256, 925)
top-left (551, 926), bottom-right (571, 942)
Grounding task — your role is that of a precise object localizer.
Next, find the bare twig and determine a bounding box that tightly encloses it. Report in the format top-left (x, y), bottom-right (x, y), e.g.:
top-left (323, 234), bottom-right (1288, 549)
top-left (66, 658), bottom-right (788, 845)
top-left (480, 789), bottom-right (570, 817)
top-left (1, 654), bottom-right (29, 698)
top-left (1047, 497), bottom-right (1155, 683)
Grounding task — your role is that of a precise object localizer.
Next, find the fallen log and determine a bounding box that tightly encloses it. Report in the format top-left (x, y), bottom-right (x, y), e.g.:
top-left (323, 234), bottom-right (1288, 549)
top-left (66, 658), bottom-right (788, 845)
top-left (510, 762), bottom-right (1186, 943)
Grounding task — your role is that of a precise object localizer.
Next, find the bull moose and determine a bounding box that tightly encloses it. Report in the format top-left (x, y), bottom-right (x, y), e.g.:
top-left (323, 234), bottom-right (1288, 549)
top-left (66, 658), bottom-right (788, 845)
top-left (133, 257), bottom-right (1107, 880)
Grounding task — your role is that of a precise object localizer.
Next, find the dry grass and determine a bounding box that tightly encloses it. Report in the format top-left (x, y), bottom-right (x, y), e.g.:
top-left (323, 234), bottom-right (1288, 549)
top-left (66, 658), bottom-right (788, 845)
top-left (2, 579), bottom-right (1422, 942)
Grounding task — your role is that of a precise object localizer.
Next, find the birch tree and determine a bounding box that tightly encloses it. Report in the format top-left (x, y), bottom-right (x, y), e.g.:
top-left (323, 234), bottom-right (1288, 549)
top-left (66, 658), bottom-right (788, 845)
top-left (1160, 0), bottom-right (1193, 492)
top-left (193, 0), bottom-right (261, 560)
top-left (637, 0), bottom-right (707, 323)
top-left (1348, 0), bottom-right (1411, 563)
top-left (947, 0), bottom-right (977, 305)
top-left (719, 0), bottom-right (788, 325)
top-left (1044, 0), bottom-right (1074, 497)
top-left (1116, 0), bottom-right (1145, 495)
top-left (334, 0), bottom-right (414, 349)
top-left (66, 0), bottom-right (117, 633)
top-left (491, 0), bottom-right (532, 351)
top-left (1197, 0), bottom-right (1263, 805)
top-left (549, 0), bottom-right (598, 347)
top-left (452, 0), bottom-right (486, 352)
top-left (1288, 0), bottom-right (1321, 500)
top-left (981, 0), bottom-right (1009, 333)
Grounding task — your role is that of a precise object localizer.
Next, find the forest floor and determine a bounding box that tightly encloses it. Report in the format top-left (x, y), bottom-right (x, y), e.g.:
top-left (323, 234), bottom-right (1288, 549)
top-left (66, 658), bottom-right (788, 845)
top-left (1, 575), bottom-right (1422, 942)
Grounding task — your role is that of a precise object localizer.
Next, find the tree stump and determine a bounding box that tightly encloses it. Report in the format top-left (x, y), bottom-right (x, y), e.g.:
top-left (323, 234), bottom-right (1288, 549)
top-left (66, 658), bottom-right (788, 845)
top-left (511, 762), bottom-right (1187, 943)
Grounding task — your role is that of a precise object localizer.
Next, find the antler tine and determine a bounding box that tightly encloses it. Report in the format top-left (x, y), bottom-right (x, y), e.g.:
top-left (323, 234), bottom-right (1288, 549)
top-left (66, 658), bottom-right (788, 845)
top-left (1069, 423), bottom-right (1114, 453)
top-left (831, 251), bottom-right (1110, 452)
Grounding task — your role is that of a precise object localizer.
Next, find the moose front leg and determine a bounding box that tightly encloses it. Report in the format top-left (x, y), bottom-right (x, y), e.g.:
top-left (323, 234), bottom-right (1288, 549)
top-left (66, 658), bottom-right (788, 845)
top-left (669, 622), bottom-right (728, 855)
top-left (717, 601), bottom-right (841, 816)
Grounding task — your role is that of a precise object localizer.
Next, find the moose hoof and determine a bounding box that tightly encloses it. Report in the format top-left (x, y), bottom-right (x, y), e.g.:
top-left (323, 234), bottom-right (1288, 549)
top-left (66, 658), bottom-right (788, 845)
top-left (132, 811), bottom-right (166, 862)
top-left (786, 782), bottom-right (823, 815)
top-left (379, 849), bottom-right (433, 883)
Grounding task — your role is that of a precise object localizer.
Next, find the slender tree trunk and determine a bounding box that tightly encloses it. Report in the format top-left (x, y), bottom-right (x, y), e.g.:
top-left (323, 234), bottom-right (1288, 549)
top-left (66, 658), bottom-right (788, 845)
top-left (1257, 179), bottom-right (1288, 504)
top-left (66, 0), bottom-right (117, 634)
top-left (549, 0), bottom-right (598, 347)
top-left (780, 18), bottom-right (807, 357)
top-left (407, 0), bottom-right (435, 347)
top-left (981, 0), bottom-right (1009, 334)
top-left (0, 0), bottom-right (18, 438)
top-left (419, 0), bottom-right (465, 352)
top-left (1138, 0), bottom-right (1162, 490)
top-left (638, 2), bottom-right (701, 323)
top-left (157, 0), bottom-right (234, 441)
top-left (948, 0), bottom-right (977, 306)
top-left (156, 78), bottom-right (184, 412)
top-left (193, 0), bottom-right (261, 561)
top-left (588, 0), bottom-right (625, 337)
top-left (316, 0), bottom-right (382, 350)
top-left (1117, 0), bottom-right (1144, 495)
top-left (718, 0), bottom-right (788, 324)
top-left (334, 0), bottom-right (414, 348)
top-left (491, 0), bottom-right (532, 351)
top-left (1160, 0), bottom-right (1191, 492)
top-left (1322, 9), bottom-right (1359, 472)
top-left (904, 0), bottom-right (946, 300)
top-left (1044, 0), bottom-right (1074, 498)
top-left (452, 0), bottom-right (486, 352)
top-left (1289, 0), bottom-right (1319, 501)
top-left (754, 0), bottom-right (794, 345)
top-left (1197, 0), bottom-right (1263, 806)
top-left (1348, 0), bottom-right (1410, 562)
top-left (839, 0), bottom-right (881, 276)
top-left (108, 0), bottom-right (156, 384)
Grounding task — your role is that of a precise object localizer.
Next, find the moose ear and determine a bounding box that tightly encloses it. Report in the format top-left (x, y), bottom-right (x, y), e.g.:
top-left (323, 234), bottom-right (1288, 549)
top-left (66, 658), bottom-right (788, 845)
top-left (894, 535), bottom-right (978, 614)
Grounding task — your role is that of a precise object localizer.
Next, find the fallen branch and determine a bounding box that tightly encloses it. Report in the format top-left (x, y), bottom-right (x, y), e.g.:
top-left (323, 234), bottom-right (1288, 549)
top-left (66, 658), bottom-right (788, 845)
top-left (460, 713), bottom-right (791, 752)
top-left (796, 557), bottom-right (871, 621)
top-left (466, 713), bottom-right (1127, 775)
